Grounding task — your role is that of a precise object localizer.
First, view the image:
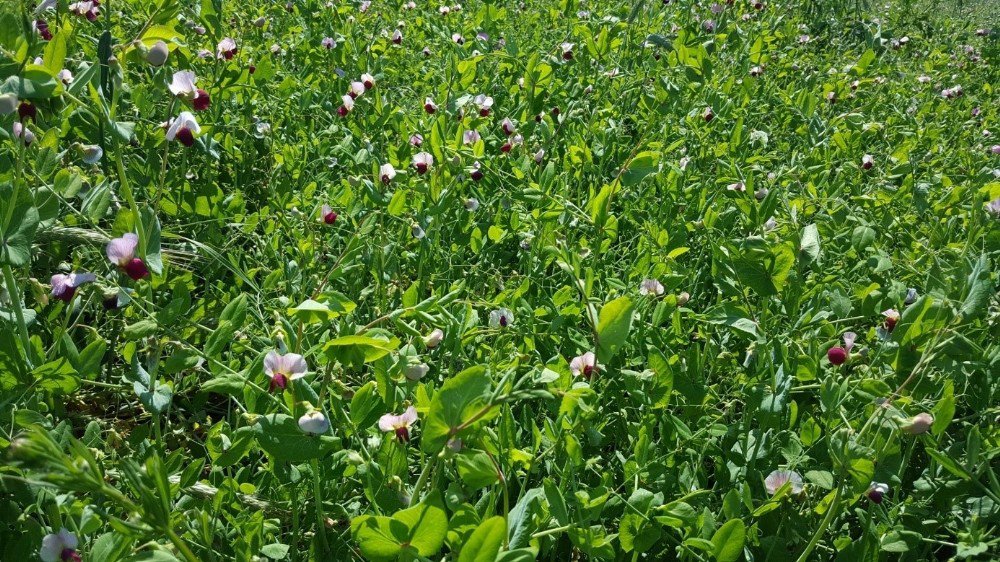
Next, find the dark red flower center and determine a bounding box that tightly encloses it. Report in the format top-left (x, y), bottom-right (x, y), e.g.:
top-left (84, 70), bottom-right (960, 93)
top-left (61, 548), bottom-right (81, 562)
top-left (176, 127), bottom-right (195, 147)
top-left (269, 373), bottom-right (288, 392)
top-left (123, 258), bottom-right (149, 280)
top-left (395, 427), bottom-right (410, 443)
top-left (56, 287), bottom-right (77, 303)
top-left (193, 90), bottom-right (211, 111)
top-left (827, 346), bottom-right (848, 366)
top-left (499, 315), bottom-right (508, 327)
top-left (415, 163), bottom-right (428, 174)
top-left (324, 211), bottom-right (338, 224)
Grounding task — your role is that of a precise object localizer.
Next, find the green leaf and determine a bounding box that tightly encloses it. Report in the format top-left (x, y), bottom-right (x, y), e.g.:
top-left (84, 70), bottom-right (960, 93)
top-left (705, 303), bottom-right (760, 340)
top-left (324, 334), bottom-right (399, 367)
top-left (596, 296), bottom-right (634, 363)
top-left (0, 201), bottom-right (39, 266)
top-left (458, 516), bottom-right (507, 562)
top-left (32, 358), bottom-right (79, 394)
top-left (393, 491), bottom-right (448, 557)
top-left (711, 519), bottom-right (745, 562)
top-left (622, 151), bottom-right (660, 186)
top-left (351, 516), bottom-right (408, 561)
top-left (959, 255), bottom-right (991, 320)
top-left (260, 543), bottom-right (290, 560)
top-left (288, 295), bottom-right (356, 324)
top-left (422, 365), bottom-right (496, 453)
top-left (456, 449), bottom-right (499, 489)
top-left (799, 224), bottom-right (821, 264)
top-left (350, 381), bottom-right (383, 431)
top-left (926, 448), bottom-right (971, 480)
top-left (124, 356), bottom-right (172, 414)
top-left (253, 414), bottom-right (338, 462)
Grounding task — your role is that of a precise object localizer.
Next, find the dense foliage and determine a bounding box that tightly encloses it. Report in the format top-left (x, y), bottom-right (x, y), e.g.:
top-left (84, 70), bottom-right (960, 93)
top-left (1, 0), bottom-right (998, 560)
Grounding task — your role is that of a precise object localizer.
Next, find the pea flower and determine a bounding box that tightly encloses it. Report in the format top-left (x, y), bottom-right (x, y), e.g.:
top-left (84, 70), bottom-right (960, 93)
top-left (901, 412), bottom-right (933, 435)
top-left (501, 117), bottom-right (516, 136)
top-left (321, 37), bottom-right (335, 49)
top-left (392, 29), bottom-right (403, 44)
top-left (639, 278), bottom-right (664, 296)
top-left (68, 0), bottom-right (99, 20)
top-left (464, 197), bottom-right (480, 211)
top-left (410, 133), bottom-right (424, 146)
top-left (338, 94), bottom-right (354, 117)
top-left (862, 154), bottom-right (874, 170)
top-left (321, 204), bottom-right (338, 224)
top-left (452, 33), bottom-right (464, 45)
top-left (424, 328), bottom-right (444, 348)
top-left (403, 362), bottom-right (429, 381)
top-left (0, 93), bottom-right (17, 115)
top-left (50, 272), bottom-right (96, 302)
top-left (217, 37), bottom-right (237, 59)
top-left (474, 94), bottom-right (493, 117)
top-left (570, 351), bottom-right (597, 379)
top-left (40, 528), bottom-right (80, 562)
top-left (379, 406), bottom-right (417, 442)
top-left (463, 129), bottom-right (481, 145)
top-left (169, 70), bottom-right (198, 98)
top-left (147, 40), bottom-right (169, 66)
top-left (882, 308), bottom-right (900, 332)
top-left (561, 42), bottom-right (574, 60)
top-left (703, 106), bottom-right (714, 121)
top-left (380, 163), bottom-right (396, 184)
top-left (80, 144), bottom-right (103, 164)
top-left (423, 97), bottom-right (437, 114)
top-left (904, 288), bottom-right (919, 305)
top-left (361, 73), bottom-right (375, 90)
top-left (106, 233), bottom-right (149, 280)
top-left (827, 332), bottom-right (856, 366)
top-left (489, 308), bottom-right (514, 328)
top-left (57, 69), bottom-right (73, 84)
top-left (13, 122), bottom-right (36, 146)
top-left (987, 197), bottom-right (1000, 218)
top-left (764, 469), bottom-right (803, 496)
top-left (35, 19), bottom-right (52, 41)
top-left (411, 223), bottom-right (425, 239)
top-left (298, 410), bottom-right (329, 434)
top-left (264, 351), bottom-right (307, 392)
top-left (348, 81), bottom-right (365, 99)
top-left (867, 482), bottom-right (889, 504)
top-left (470, 161), bottom-right (483, 181)
top-left (166, 111), bottom-right (201, 147)
top-left (413, 152), bottom-right (433, 174)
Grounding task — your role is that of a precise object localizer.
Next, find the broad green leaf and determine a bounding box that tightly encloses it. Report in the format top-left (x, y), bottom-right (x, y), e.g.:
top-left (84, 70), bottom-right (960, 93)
top-left (253, 413), bottom-right (339, 462)
top-left (711, 519), bottom-right (746, 562)
top-left (422, 365), bottom-right (496, 452)
top-left (458, 516), bottom-right (506, 562)
top-left (596, 296), bottom-right (634, 363)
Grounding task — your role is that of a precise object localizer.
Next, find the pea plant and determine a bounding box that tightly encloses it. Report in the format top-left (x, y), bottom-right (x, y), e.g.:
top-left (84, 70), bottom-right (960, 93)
top-left (0, 0), bottom-right (998, 560)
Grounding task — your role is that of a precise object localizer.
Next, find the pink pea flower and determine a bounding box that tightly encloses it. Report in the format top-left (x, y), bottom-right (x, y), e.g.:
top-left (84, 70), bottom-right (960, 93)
top-left (474, 94), bottom-right (493, 117)
top-left (862, 154), bottom-right (874, 169)
top-left (166, 111), bottom-right (200, 147)
top-left (169, 70), bottom-right (198, 98)
top-left (348, 81), bottom-right (365, 99)
top-left (217, 37), bottom-right (237, 59)
top-left (264, 351), bottom-right (307, 392)
top-left (338, 94), bottom-right (354, 117)
top-left (488, 308), bottom-right (514, 328)
top-left (901, 412), bottom-right (933, 435)
top-left (413, 152), bottom-right (433, 174)
top-left (470, 161), bottom-right (483, 182)
top-left (867, 482), bottom-right (889, 504)
top-left (764, 469), bottom-right (803, 496)
top-left (424, 97), bottom-right (437, 114)
top-left (12, 122), bottom-right (36, 146)
top-left (321, 37), bottom-right (335, 49)
top-left (561, 42), bottom-right (574, 60)
top-left (106, 233), bottom-right (148, 280)
top-left (501, 118), bottom-right (516, 136)
top-left (827, 332), bottom-right (856, 366)
top-left (298, 411), bottom-right (329, 434)
top-left (639, 278), bottom-right (664, 296)
top-left (392, 29), bottom-right (403, 44)
top-left (986, 197), bottom-right (1000, 217)
top-left (424, 328), bottom-right (444, 348)
top-left (380, 163), bottom-right (396, 184)
top-left (50, 272), bottom-right (96, 303)
top-left (882, 309), bottom-right (900, 332)
top-left (410, 133), bottom-right (423, 146)
top-left (361, 73), bottom-right (376, 90)
top-left (40, 528), bottom-right (80, 562)
top-left (463, 129), bottom-right (481, 145)
top-left (321, 204), bottom-right (338, 225)
top-left (570, 351), bottom-right (597, 379)
top-left (379, 406), bottom-right (417, 443)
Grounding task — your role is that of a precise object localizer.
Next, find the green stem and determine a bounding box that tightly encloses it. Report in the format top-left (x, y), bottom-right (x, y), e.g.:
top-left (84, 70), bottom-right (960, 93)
top-left (2, 264), bottom-right (33, 369)
top-left (311, 459), bottom-right (330, 556)
top-left (795, 485), bottom-right (841, 562)
top-left (165, 526), bottom-right (201, 562)
top-left (410, 454), bottom-right (438, 501)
